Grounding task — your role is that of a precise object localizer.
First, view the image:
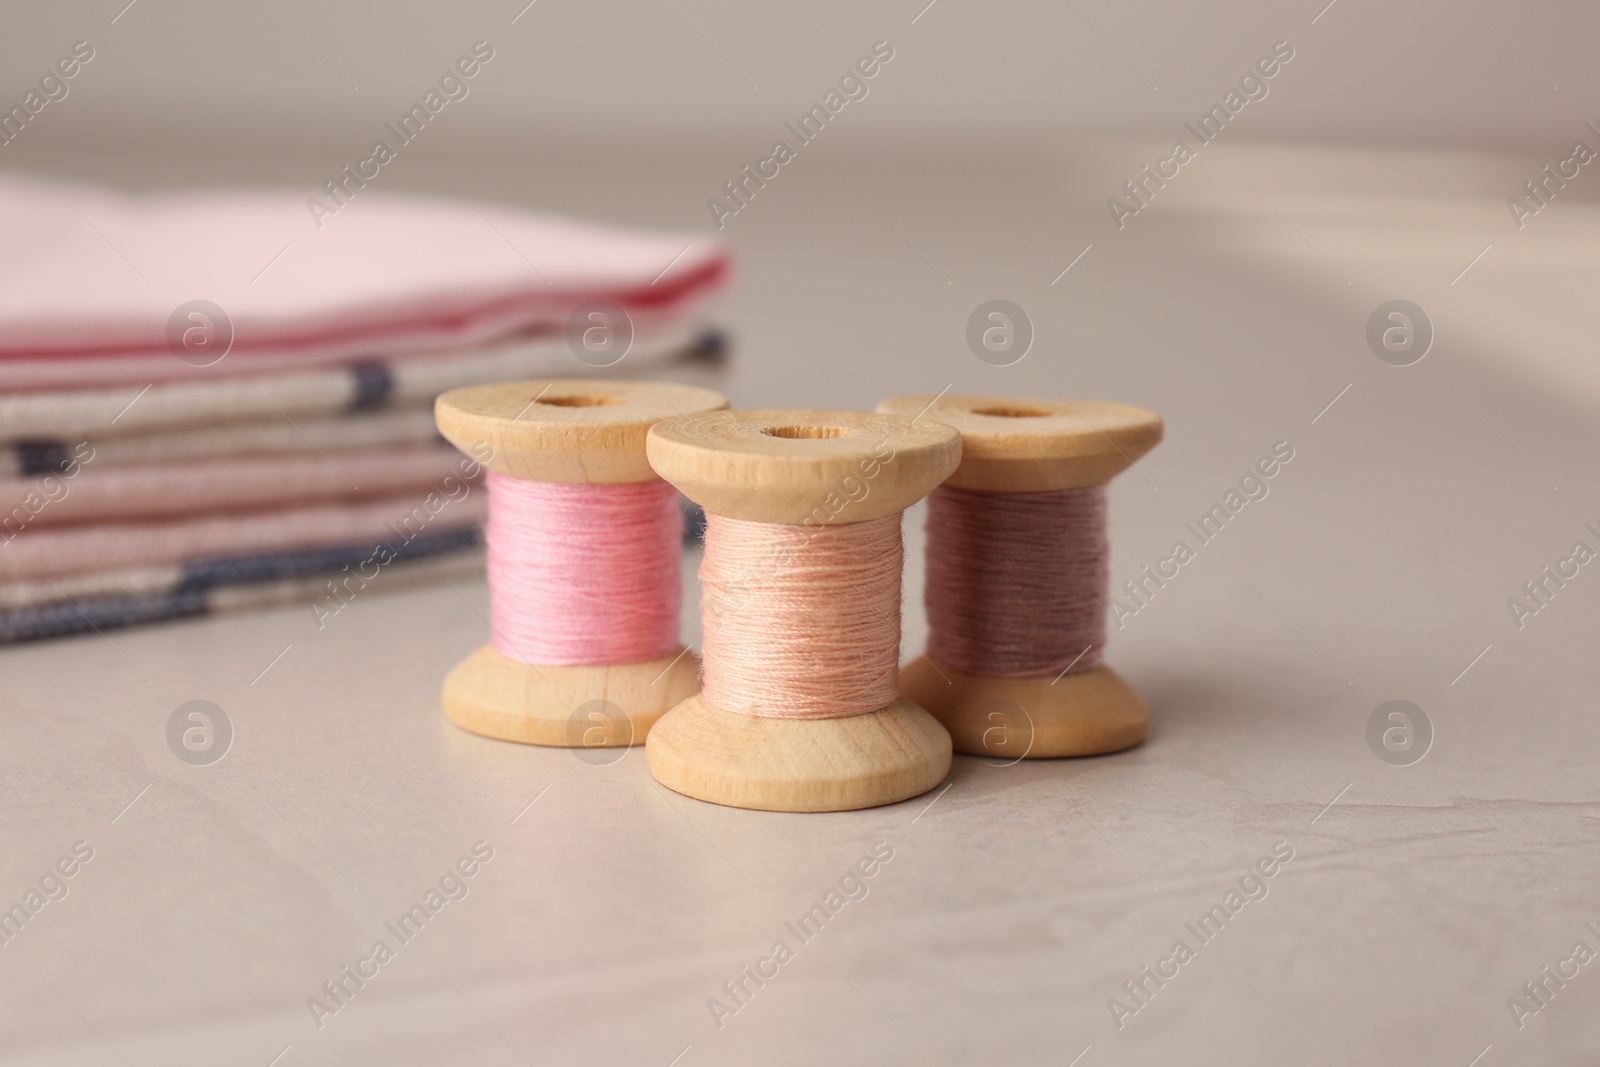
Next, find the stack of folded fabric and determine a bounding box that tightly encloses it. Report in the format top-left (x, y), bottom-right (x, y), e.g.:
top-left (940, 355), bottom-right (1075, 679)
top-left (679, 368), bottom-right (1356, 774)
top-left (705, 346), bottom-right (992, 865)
top-left (0, 175), bottom-right (728, 642)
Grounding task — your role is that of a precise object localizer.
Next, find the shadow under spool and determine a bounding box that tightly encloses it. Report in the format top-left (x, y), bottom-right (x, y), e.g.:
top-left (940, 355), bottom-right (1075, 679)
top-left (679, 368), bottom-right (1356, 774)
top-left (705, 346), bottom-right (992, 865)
top-left (876, 393), bottom-right (1164, 760)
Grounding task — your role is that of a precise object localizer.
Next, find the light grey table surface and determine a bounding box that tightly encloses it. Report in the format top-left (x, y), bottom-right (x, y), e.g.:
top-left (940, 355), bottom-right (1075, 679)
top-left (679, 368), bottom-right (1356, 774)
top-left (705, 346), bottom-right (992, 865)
top-left (3, 144), bottom-right (1598, 1066)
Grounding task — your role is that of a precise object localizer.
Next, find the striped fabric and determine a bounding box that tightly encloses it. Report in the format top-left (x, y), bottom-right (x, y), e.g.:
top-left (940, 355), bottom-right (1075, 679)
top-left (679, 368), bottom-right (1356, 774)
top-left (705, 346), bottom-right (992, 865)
top-left (1, 408), bottom-right (442, 476)
top-left (0, 488), bottom-right (488, 583)
top-left (0, 527), bottom-right (483, 643)
top-left (0, 444), bottom-right (464, 528)
top-left (0, 324), bottom-right (720, 442)
top-left (0, 177), bottom-right (731, 642)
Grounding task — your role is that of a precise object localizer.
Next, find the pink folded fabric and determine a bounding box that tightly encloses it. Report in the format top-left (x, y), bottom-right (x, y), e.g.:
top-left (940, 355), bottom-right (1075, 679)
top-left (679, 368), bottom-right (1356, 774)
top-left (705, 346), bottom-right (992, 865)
top-left (0, 490), bottom-right (487, 582)
top-left (0, 444), bottom-right (467, 527)
top-left (0, 174), bottom-right (727, 374)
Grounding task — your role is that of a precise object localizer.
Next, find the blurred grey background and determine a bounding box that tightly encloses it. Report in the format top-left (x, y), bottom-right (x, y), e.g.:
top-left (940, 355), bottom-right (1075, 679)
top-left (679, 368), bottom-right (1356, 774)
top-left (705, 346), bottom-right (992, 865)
top-left (5, 0), bottom-right (1596, 151)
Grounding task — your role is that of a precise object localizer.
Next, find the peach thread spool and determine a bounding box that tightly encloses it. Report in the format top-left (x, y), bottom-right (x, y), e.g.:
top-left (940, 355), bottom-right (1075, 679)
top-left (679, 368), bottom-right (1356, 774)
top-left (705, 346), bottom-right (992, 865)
top-left (434, 379), bottom-right (727, 747)
top-left (876, 394), bottom-right (1163, 759)
top-left (644, 409), bottom-right (962, 812)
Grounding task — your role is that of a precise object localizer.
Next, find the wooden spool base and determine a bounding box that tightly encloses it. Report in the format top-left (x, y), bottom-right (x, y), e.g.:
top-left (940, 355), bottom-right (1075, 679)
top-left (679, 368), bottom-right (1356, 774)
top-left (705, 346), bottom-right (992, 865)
top-left (645, 696), bottom-right (952, 812)
top-left (900, 657), bottom-right (1147, 759)
top-left (443, 644), bottom-right (701, 747)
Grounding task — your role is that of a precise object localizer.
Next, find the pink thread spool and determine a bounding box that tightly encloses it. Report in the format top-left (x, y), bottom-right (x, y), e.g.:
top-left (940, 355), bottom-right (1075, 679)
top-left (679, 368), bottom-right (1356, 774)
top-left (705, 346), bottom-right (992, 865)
top-left (434, 379), bottom-right (727, 748)
top-left (877, 394), bottom-right (1163, 759)
top-left (644, 409), bottom-right (963, 812)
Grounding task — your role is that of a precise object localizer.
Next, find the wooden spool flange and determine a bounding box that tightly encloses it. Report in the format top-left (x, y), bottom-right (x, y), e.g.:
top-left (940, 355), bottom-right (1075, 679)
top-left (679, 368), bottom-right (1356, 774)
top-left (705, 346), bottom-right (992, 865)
top-left (644, 409), bottom-right (962, 811)
top-left (876, 394), bottom-right (1163, 759)
top-left (434, 379), bottom-right (727, 747)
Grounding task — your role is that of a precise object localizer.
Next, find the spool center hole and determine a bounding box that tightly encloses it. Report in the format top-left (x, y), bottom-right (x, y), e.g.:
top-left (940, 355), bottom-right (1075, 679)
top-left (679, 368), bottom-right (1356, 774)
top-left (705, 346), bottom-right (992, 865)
top-left (536, 395), bottom-right (624, 407)
top-left (762, 425), bottom-right (855, 439)
top-left (973, 405), bottom-right (1052, 418)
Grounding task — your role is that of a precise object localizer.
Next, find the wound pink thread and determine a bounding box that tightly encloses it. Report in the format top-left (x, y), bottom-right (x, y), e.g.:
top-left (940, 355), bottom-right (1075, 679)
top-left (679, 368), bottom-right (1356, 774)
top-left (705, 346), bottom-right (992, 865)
top-left (485, 472), bottom-right (682, 665)
top-left (699, 513), bottom-right (903, 720)
top-left (923, 484), bottom-right (1108, 677)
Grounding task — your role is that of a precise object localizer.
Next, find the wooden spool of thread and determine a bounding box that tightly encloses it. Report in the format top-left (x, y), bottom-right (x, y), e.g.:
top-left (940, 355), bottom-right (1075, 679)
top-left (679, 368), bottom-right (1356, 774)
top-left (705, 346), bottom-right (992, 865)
top-left (644, 409), bottom-right (963, 811)
top-left (876, 394), bottom-right (1163, 759)
top-left (434, 378), bottom-right (727, 747)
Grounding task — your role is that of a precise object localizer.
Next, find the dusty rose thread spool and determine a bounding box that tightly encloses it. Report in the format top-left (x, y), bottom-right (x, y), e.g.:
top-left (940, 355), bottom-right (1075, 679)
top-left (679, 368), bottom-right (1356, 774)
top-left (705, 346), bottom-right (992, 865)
top-left (434, 379), bottom-right (727, 747)
top-left (644, 409), bottom-right (962, 811)
top-left (877, 394), bottom-right (1163, 759)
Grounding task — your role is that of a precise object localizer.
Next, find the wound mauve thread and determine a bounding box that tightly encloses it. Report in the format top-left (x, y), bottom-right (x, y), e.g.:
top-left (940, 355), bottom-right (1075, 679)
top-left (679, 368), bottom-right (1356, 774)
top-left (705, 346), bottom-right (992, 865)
top-left (923, 483), bottom-right (1108, 677)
